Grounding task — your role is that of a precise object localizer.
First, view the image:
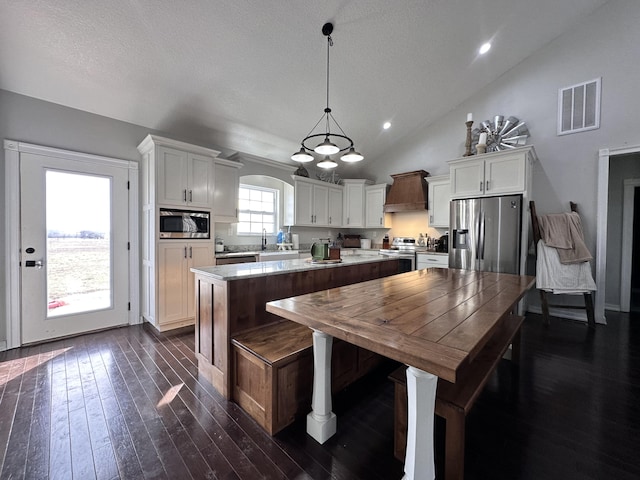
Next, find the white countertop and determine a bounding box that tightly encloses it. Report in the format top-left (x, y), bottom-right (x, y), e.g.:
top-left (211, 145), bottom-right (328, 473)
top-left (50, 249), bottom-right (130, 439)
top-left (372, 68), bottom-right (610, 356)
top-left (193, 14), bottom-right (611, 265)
top-left (192, 254), bottom-right (394, 281)
top-left (215, 250), bottom-right (299, 258)
top-left (416, 250), bottom-right (448, 256)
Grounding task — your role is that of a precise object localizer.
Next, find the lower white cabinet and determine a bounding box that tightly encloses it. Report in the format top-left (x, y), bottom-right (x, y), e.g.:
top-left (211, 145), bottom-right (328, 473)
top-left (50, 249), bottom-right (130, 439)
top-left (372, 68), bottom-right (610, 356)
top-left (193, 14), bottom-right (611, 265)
top-left (427, 175), bottom-right (450, 228)
top-left (157, 241), bottom-right (213, 330)
top-left (416, 253), bottom-right (449, 269)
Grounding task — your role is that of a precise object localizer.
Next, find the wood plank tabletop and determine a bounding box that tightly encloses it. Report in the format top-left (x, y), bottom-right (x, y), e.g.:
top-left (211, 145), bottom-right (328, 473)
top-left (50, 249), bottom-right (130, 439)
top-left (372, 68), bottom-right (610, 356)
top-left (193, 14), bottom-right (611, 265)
top-left (266, 268), bottom-right (535, 383)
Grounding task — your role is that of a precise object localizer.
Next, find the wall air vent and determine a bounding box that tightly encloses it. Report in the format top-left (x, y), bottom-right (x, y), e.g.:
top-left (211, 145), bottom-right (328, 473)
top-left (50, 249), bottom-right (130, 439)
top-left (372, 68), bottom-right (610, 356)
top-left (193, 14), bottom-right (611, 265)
top-left (557, 78), bottom-right (601, 135)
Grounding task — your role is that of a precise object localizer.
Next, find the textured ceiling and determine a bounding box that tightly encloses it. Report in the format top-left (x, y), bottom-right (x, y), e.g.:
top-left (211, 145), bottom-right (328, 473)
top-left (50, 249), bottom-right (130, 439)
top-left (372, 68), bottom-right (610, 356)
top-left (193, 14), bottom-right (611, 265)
top-left (0, 0), bottom-right (608, 165)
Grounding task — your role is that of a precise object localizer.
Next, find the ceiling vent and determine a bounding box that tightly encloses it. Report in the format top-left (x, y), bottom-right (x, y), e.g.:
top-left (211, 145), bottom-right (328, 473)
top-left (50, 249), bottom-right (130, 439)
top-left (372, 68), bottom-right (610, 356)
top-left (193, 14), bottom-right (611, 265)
top-left (383, 170), bottom-right (429, 212)
top-left (557, 77), bottom-right (601, 135)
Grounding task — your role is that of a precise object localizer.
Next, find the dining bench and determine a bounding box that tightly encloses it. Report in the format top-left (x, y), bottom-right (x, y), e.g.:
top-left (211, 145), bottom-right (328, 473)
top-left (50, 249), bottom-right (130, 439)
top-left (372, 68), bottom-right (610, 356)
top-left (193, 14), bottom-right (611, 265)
top-left (231, 319), bottom-right (385, 435)
top-left (389, 314), bottom-right (524, 480)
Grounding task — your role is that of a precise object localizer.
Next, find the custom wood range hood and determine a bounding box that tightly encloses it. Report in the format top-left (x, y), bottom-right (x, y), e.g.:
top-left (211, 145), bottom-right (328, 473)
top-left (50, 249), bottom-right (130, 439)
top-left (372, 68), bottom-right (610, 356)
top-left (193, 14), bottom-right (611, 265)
top-left (383, 170), bottom-right (429, 212)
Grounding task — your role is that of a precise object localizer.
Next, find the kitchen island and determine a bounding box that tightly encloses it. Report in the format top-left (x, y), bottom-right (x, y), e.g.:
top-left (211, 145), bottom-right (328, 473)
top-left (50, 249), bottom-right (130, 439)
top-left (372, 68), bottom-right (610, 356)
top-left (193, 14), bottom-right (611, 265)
top-left (267, 268), bottom-right (535, 479)
top-left (191, 254), bottom-right (399, 432)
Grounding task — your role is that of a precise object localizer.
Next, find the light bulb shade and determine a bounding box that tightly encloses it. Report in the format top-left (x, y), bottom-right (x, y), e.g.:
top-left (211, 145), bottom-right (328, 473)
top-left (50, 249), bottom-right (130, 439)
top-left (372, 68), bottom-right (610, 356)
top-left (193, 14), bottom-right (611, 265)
top-left (314, 137), bottom-right (340, 155)
top-left (291, 147), bottom-right (314, 163)
top-left (317, 156), bottom-right (338, 169)
top-left (340, 147), bottom-right (364, 162)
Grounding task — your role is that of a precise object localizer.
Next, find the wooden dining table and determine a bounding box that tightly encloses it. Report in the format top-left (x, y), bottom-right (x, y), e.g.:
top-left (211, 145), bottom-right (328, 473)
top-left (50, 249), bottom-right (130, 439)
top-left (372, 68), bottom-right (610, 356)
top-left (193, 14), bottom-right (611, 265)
top-left (266, 267), bottom-right (535, 480)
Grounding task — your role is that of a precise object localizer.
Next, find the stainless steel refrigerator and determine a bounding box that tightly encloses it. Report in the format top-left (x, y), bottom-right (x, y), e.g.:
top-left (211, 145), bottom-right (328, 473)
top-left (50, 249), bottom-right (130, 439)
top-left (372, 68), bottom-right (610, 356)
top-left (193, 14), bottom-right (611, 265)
top-left (449, 194), bottom-right (522, 274)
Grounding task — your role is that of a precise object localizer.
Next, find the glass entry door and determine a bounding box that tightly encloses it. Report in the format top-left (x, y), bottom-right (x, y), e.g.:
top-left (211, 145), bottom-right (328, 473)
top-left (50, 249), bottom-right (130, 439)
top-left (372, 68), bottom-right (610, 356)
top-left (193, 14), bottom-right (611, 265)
top-left (20, 152), bottom-right (130, 344)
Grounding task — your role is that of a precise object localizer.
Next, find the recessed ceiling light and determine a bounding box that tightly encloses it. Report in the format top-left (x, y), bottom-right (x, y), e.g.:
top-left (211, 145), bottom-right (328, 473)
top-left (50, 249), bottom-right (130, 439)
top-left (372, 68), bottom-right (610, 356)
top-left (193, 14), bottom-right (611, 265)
top-left (383, 122), bottom-right (391, 130)
top-left (479, 42), bottom-right (491, 55)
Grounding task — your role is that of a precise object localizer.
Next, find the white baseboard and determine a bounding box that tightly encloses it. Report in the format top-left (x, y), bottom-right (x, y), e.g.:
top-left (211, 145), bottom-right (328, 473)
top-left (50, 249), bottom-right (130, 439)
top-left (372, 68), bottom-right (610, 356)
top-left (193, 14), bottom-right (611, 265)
top-left (0, 340), bottom-right (6, 352)
top-left (527, 305), bottom-right (590, 323)
top-left (604, 303), bottom-right (621, 312)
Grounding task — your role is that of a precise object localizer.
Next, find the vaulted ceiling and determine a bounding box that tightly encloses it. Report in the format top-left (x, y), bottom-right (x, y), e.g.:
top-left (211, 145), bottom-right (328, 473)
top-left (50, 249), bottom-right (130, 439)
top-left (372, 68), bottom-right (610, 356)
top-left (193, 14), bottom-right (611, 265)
top-left (0, 0), bottom-right (609, 164)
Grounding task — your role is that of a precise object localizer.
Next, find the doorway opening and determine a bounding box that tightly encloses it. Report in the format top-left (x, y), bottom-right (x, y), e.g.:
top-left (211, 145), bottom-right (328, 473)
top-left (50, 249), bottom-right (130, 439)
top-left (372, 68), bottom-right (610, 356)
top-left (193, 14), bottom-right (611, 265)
top-left (631, 187), bottom-right (640, 312)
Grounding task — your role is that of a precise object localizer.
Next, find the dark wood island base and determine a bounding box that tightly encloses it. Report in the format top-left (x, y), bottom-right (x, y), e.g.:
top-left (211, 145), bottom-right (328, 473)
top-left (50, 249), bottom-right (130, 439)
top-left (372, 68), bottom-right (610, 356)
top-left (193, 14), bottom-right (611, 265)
top-left (192, 257), bottom-right (399, 434)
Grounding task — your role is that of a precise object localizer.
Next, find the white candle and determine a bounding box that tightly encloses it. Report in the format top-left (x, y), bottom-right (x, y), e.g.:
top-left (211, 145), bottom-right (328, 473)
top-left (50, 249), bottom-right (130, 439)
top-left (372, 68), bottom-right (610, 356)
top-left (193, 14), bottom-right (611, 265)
top-left (478, 132), bottom-right (487, 145)
top-left (467, 113), bottom-right (473, 122)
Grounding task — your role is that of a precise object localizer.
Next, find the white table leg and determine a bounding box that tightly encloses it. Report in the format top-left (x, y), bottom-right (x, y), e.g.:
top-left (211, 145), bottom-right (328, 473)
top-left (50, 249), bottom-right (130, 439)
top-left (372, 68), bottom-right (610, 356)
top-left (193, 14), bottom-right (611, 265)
top-left (306, 329), bottom-right (337, 444)
top-left (402, 366), bottom-right (438, 480)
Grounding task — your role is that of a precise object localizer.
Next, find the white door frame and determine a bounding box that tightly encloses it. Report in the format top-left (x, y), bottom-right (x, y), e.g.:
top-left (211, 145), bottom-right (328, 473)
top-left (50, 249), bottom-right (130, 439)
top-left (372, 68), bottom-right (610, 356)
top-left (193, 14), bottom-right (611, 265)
top-left (597, 145), bottom-right (640, 323)
top-left (4, 139), bottom-right (140, 350)
top-left (621, 178), bottom-right (640, 311)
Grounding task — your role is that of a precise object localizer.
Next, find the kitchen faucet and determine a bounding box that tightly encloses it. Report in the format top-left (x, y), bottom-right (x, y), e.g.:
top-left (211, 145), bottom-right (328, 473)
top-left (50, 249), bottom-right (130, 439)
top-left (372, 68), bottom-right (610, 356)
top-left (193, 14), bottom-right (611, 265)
top-left (262, 228), bottom-right (267, 251)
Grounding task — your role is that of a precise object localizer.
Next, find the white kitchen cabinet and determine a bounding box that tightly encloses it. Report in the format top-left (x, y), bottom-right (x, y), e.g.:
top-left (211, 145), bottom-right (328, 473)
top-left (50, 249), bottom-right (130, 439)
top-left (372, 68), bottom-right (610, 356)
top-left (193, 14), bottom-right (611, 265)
top-left (328, 186), bottom-right (343, 227)
top-left (365, 184), bottom-right (388, 228)
top-left (448, 146), bottom-right (535, 199)
top-left (156, 146), bottom-right (214, 208)
top-left (343, 179), bottom-right (372, 228)
top-left (138, 134), bottom-right (224, 332)
top-left (416, 252), bottom-right (449, 269)
top-left (427, 175), bottom-right (450, 228)
top-left (213, 158), bottom-right (242, 223)
top-left (293, 175), bottom-right (335, 227)
top-left (158, 241), bottom-right (213, 329)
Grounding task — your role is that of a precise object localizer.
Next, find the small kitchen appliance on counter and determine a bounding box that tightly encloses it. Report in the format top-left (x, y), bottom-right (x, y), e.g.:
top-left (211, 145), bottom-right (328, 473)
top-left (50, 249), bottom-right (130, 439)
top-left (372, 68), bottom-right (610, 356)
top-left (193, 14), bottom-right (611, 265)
top-left (436, 233), bottom-right (448, 253)
top-left (215, 237), bottom-right (224, 252)
top-left (343, 234), bottom-right (361, 248)
top-left (311, 238), bottom-right (331, 260)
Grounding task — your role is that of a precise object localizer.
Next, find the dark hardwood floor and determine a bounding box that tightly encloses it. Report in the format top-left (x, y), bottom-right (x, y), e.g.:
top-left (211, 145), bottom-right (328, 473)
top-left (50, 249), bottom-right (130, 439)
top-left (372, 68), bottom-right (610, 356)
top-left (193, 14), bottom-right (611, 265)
top-left (1, 311), bottom-right (638, 479)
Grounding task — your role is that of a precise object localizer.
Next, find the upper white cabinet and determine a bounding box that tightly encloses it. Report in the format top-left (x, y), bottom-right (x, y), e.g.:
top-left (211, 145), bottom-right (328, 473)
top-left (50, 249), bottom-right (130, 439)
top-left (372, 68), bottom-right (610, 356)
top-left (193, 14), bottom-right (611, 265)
top-left (213, 159), bottom-right (242, 223)
top-left (365, 184), bottom-right (388, 228)
top-left (426, 175), bottom-right (450, 228)
top-left (156, 146), bottom-right (214, 208)
top-left (291, 176), bottom-right (386, 229)
top-left (293, 176), bottom-right (332, 226)
top-left (343, 179), bottom-right (372, 228)
top-left (328, 186), bottom-right (343, 227)
top-left (448, 146), bottom-right (536, 199)
top-left (138, 134), bottom-right (221, 209)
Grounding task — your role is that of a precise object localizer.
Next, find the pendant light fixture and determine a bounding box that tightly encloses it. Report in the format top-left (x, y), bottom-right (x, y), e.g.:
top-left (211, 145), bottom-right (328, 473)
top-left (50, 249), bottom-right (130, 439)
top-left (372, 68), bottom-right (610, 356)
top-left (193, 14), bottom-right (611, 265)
top-left (317, 155), bottom-right (338, 169)
top-left (290, 23), bottom-right (363, 168)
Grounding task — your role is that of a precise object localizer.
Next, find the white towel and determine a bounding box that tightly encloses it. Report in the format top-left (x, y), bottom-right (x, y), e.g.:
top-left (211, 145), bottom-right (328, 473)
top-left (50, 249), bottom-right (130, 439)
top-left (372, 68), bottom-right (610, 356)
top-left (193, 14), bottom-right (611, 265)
top-left (536, 240), bottom-right (596, 294)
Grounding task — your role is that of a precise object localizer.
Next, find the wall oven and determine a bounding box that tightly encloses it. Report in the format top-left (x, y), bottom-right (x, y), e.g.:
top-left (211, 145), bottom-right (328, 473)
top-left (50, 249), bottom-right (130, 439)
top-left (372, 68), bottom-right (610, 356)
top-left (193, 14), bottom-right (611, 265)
top-left (159, 208), bottom-right (210, 239)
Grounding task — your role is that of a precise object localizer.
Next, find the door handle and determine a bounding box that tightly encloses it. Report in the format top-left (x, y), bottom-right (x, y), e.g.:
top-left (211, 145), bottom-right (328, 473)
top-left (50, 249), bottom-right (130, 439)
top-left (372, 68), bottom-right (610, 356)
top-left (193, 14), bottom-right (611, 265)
top-left (485, 180), bottom-right (489, 191)
top-left (189, 246), bottom-right (193, 258)
top-left (478, 212), bottom-right (486, 260)
top-left (189, 190), bottom-right (193, 202)
top-left (184, 247), bottom-right (187, 258)
top-left (480, 181), bottom-right (483, 192)
top-left (183, 189), bottom-right (187, 202)
top-left (25, 259), bottom-right (44, 269)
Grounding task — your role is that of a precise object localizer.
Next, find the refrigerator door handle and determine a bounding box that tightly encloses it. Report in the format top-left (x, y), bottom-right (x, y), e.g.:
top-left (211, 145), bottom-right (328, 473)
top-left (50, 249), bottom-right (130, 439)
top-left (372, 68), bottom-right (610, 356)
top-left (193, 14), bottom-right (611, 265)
top-left (478, 211), bottom-right (486, 260)
top-left (474, 211), bottom-right (481, 260)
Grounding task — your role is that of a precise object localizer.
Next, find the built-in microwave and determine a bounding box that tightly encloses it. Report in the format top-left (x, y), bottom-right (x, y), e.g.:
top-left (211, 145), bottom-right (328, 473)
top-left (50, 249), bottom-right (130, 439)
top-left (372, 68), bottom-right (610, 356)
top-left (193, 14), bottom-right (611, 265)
top-left (159, 208), bottom-right (210, 239)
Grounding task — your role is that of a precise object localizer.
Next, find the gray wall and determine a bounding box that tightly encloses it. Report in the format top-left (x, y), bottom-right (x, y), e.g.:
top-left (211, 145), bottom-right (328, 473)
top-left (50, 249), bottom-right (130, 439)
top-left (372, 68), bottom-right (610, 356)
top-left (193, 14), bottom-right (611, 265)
top-left (0, 90), bottom-right (297, 348)
top-left (2, 0), bottom-right (639, 345)
top-left (356, 0), bottom-right (640, 308)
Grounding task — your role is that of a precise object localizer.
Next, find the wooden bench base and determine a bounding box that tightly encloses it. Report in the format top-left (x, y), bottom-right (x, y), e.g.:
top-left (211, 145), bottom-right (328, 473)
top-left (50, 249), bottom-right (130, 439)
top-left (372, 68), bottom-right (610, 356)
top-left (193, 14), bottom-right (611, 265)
top-left (389, 314), bottom-right (524, 480)
top-left (232, 320), bottom-right (384, 435)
